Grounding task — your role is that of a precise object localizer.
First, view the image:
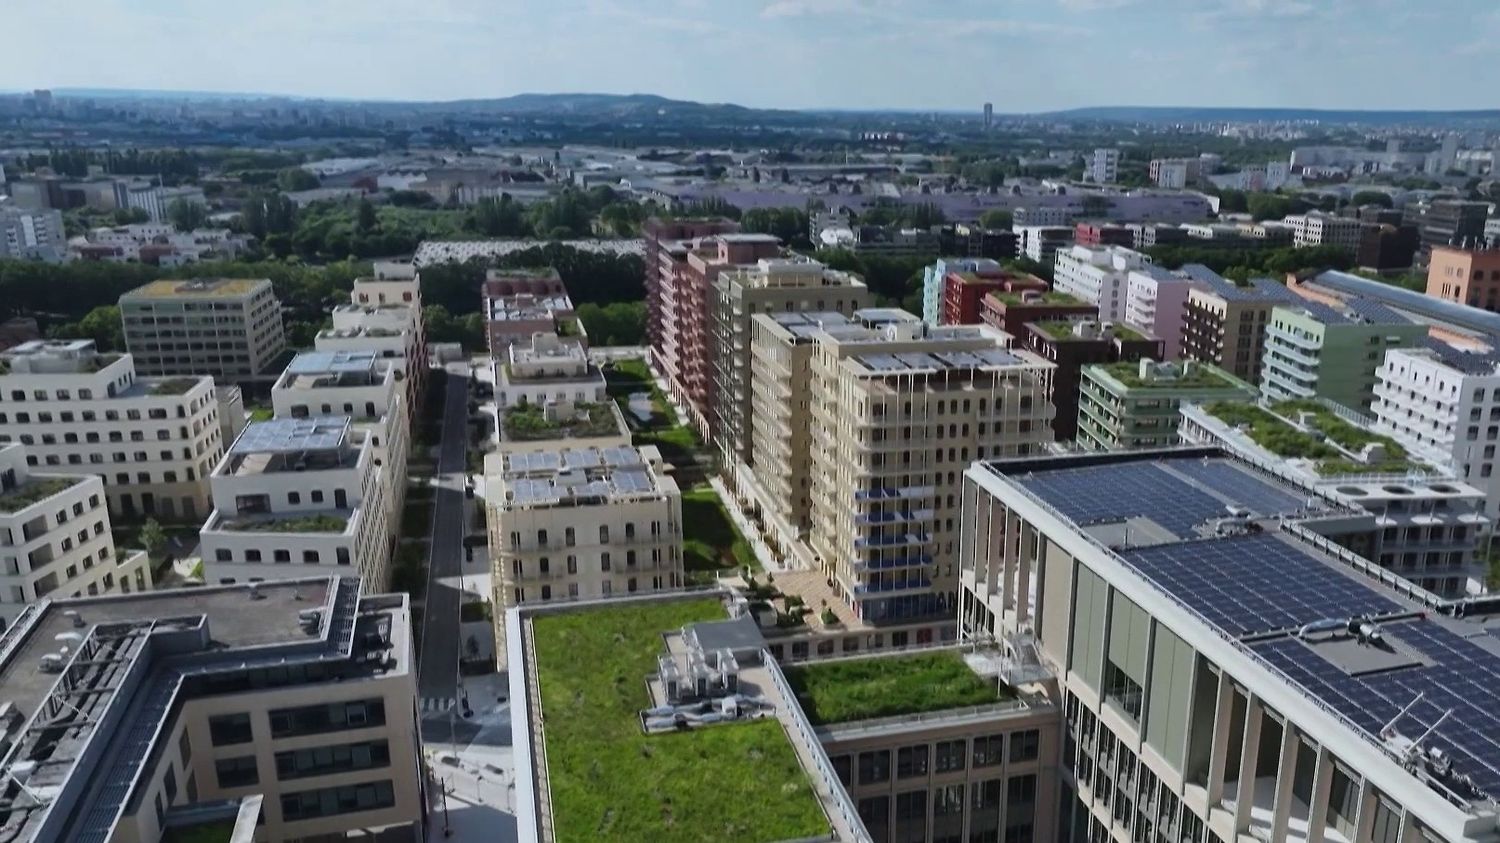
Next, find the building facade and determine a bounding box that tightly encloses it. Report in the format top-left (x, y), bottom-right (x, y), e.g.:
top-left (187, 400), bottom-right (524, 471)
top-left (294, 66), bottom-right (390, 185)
top-left (0, 205), bottom-right (66, 262)
top-left (119, 278), bottom-right (287, 380)
top-left (1179, 274), bottom-right (1301, 383)
top-left (1426, 246), bottom-right (1500, 311)
top-left (1053, 245), bottom-right (1152, 323)
top-left (1076, 360), bottom-right (1256, 451)
top-left (1260, 302), bottom-right (1427, 412)
top-left (1124, 267), bottom-right (1201, 360)
top-left (939, 268), bottom-right (1047, 327)
top-left (1014, 320), bottom-right (1163, 443)
top-left (922, 258), bottom-right (1003, 326)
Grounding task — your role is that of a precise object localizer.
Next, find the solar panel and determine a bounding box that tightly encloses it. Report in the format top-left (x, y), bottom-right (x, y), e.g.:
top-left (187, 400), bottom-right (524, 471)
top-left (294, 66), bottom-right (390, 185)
top-left (230, 417), bottom-right (350, 455)
top-left (1017, 462), bottom-right (1229, 538)
top-left (286, 350), bottom-right (377, 375)
top-left (1161, 460), bottom-right (1316, 517)
top-left (1120, 533), bottom-right (1403, 637)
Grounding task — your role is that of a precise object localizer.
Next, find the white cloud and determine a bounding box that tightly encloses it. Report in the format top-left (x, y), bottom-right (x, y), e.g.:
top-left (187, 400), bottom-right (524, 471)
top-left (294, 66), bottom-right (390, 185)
top-left (1057, 0), bottom-right (1135, 10)
top-left (760, 0), bottom-right (887, 18)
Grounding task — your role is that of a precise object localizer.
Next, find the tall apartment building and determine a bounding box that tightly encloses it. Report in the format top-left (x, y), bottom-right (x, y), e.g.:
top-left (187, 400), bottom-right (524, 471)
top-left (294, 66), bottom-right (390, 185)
top-left (199, 417), bottom-right (394, 589)
top-left (0, 204), bottom-right (65, 262)
top-left (807, 310), bottom-right (1055, 626)
top-left (960, 448), bottom-right (1500, 843)
top-left (1088, 148), bottom-right (1120, 184)
top-left (0, 443), bottom-right (150, 627)
top-left (1014, 320), bottom-right (1163, 442)
top-left (1426, 246), bottom-right (1500, 311)
top-left (922, 258), bottom-right (1003, 326)
top-left (0, 577), bottom-right (423, 841)
top-left (1053, 245), bottom-right (1152, 322)
top-left (712, 257), bottom-right (870, 485)
top-left (1149, 157), bottom-right (1200, 189)
top-left (1180, 400), bottom-right (1489, 595)
top-left (938, 267), bottom-right (1047, 326)
top-left (1180, 270), bottom-right (1302, 382)
top-left (1260, 300), bottom-right (1427, 411)
top-left (0, 340), bottom-right (223, 521)
top-left (1373, 345), bottom-right (1500, 520)
top-left (482, 267), bottom-right (581, 354)
top-left (485, 444), bottom-right (683, 660)
top-left (1287, 212), bottom-right (1366, 253)
top-left (644, 216), bottom-right (740, 349)
top-left (1124, 266), bottom-right (1202, 359)
top-left (345, 259), bottom-right (428, 405)
top-left (1076, 359), bottom-right (1256, 451)
top-left (494, 331), bottom-right (608, 409)
top-left (647, 228), bottom-right (780, 436)
top-left (119, 278), bottom-right (287, 380)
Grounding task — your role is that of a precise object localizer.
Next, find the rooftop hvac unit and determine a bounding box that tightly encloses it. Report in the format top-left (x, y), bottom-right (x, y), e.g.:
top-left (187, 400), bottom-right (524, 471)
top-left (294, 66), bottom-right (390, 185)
top-left (61, 610), bottom-right (83, 629)
top-left (38, 653), bottom-right (64, 674)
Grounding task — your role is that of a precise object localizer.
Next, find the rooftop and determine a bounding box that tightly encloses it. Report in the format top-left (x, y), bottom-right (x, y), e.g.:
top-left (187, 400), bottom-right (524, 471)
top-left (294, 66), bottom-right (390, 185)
top-left (277, 350), bottom-right (385, 390)
top-left (1199, 399), bottom-right (1418, 476)
top-left (214, 512), bottom-right (351, 533)
top-left (1091, 360), bottom-right (1250, 391)
top-left (229, 416), bottom-right (351, 456)
top-left (782, 650), bottom-right (1009, 726)
top-left (496, 445), bottom-right (668, 506)
top-left (987, 290), bottom-right (1086, 306)
top-left (485, 292), bottom-right (575, 322)
top-left (0, 476), bottom-right (81, 515)
top-left (1033, 320), bottom-right (1147, 342)
top-left (121, 278), bottom-right (267, 300)
top-left (500, 401), bottom-right (625, 443)
top-left (148, 377), bottom-right (201, 396)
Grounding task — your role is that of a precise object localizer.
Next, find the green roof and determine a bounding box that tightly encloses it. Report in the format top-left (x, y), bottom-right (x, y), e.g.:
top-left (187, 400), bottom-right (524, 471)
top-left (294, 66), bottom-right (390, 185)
top-left (0, 477), bottom-right (77, 514)
top-left (1203, 399), bottom-right (1416, 475)
top-left (220, 513), bottom-right (349, 533)
top-left (990, 290), bottom-right (1084, 306)
top-left (1034, 320), bottom-right (1147, 341)
top-left (503, 401), bottom-right (621, 442)
top-left (1095, 361), bottom-right (1246, 391)
top-left (782, 651), bottom-right (1008, 725)
top-left (531, 598), bottom-right (828, 843)
top-left (149, 377), bottom-right (201, 396)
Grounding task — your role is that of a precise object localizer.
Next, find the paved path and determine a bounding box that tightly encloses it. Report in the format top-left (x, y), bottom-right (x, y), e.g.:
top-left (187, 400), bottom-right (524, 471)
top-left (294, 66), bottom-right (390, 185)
top-left (417, 363), bottom-right (471, 720)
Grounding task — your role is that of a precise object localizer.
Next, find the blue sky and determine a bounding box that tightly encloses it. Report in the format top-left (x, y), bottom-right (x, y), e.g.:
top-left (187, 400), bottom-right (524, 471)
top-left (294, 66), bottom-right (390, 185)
top-left (5, 0), bottom-right (1497, 112)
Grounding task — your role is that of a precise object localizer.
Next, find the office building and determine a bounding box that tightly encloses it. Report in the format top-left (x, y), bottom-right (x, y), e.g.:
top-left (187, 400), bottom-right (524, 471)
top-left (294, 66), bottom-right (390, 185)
top-left (494, 331), bottom-right (609, 409)
top-left (922, 258), bottom-right (1003, 326)
top-left (1356, 223), bottom-right (1421, 274)
top-left (1088, 148), bottom-right (1120, 185)
top-left (485, 445), bottom-right (683, 658)
top-left (0, 205), bottom-right (65, 262)
top-left (1073, 223), bottom-right (1134, 249)
top-left (0, 576), bottom-right (422, 841)
top-left (807, 310), bottom-right (1055, 626)
top-left (1181, 400), bottom-right (1488, 595)
top-left (199, 417), bottom-right (394, 589)
top-left (1124, 266), bottom-right (1203, 360)
top-left (1410, 199), bottom-right (1490, 253)
top-left (1076, 359), bottom-right (1255, 451)
top-left (1287, 212), bottom-right (1366, 253)
top-left (1013, 320), bottom-right (1163, 442)
top-left (1179, 269), bottom-right (1302, 382)
top-left (938, 266), bottom-right (1047, 327)
top-left (0, 443), bottom-right (151, 627)
top-left (1053, 245), bottom-right (1152, 322)
top-left (959, 448), bottom-right (1500, 843)
top-left (119, 278), bottom-right (287, 380)
top-left (1014, 226), bottom-right (1075, 263)
top-left (712, 257), bottom-right (870, 482)
top-left (1427, 246), bottom-right (1500, 311)
top-left (0, 340), bottom-right (223, 521)
top-left (482, 267), bottom-right (580, 354)
top-left (1260, 300), bottom-right (1426, 412)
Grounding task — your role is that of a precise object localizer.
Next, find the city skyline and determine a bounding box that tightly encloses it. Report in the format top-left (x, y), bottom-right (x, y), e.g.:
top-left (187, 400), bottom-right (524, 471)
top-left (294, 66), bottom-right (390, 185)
top-left (5, 0), bottom-right (1499, 113)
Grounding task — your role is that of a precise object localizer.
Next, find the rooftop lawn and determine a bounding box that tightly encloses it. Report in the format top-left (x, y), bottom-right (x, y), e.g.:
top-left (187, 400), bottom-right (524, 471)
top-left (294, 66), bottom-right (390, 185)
top-left (783, 651), bottom-right (1006, 725)
top-left (991, 290), bottom-right (1083, 306)
top-left (531, 599), bottom-right (828, 843)
top-left (1099, 360), bottom-right (1242, 390)
top-left (0, 477), bottom-right (76, 514)
top-left (221, 513), bottom-right (348, 533)
top-left (503, 401), bottom-right (620, 441)
top-left (1035, 320), bottom-right (1145, 341)
top-left (150, 377), bottom-right (200, 396)
top-left (680, 485), bottom-right (755, 582)
top-left (1203, 400), bottom-right (1415, 475)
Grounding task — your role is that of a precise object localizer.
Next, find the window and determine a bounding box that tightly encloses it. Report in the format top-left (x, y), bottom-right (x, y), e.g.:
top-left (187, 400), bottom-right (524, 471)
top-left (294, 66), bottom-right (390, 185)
top-left (275, 740), bottom-right (391, 780)
top-left (858, 749), bottom-right (890, 785)
top-left (215, 549), bottom-right (232, 562)
top-left (303, 550), bottom-right (320, 564)
top-left (280, 780), bottom-right (395, 821)
top-left (896, 790), bottom-right (927, 843)
top-left (1009, 729), bottom-right (1039, 763)
top-left (269, 699), bottom-right (386, 738)
top-left (897, 744), bottom-right (928, 779)
top-left (214, 755), bottom-right (260, 788)
top-left (935, 739), bottom-right (966, 773)
top-left (208, 712), bottom-right (253, 745)
top-left (1004, 775), bottom-right (1036, 842)
top-left (858, 796), bottom-right (890, 843)
top-left (973, 734), bottom-right (1005, 768)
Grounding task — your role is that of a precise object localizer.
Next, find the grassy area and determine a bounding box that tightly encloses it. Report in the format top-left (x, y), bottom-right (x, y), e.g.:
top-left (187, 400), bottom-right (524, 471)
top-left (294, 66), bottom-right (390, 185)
top-left (680, 485), bottom-right (755, 581)
top-left (221, 513), bottom-right (348, 533)
top-left (502, 401), bottom-right (620, 442)
top-left (990, 289), bottom-right (1083, 305)
top-left (1036, 320), bottom-right (1145, 341)
top-left (0, 477), bottom-right (76, 514)
top-left (149, 377), bottom-right (201, 396)
top-left (782, 651), bottom-right (1006, 725)
top-left (1203, 400), bottom-right (1414, 475)
top-left (1100, 360), bottom-right (1243, 390)
top-left (603, 358), bottom-right (711, 476)
top-left (531, 599), bottom-right (828, 843)
top-left (163, 821), bottom-right (237, 843)
top-left (248, 406), bottom-right (274, 422)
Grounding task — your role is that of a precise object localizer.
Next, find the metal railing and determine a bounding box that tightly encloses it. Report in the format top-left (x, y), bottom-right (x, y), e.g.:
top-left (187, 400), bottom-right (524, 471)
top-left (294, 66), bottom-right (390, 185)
top-left (815, 697), bottom-right (1035, 741)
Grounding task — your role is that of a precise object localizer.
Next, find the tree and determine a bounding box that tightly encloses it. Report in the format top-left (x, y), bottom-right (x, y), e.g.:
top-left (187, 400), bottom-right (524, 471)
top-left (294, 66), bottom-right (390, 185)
top-left (112, 208), bottom-right (150, 225)
top-left (1351, 190), bottom-right (1394, 209)
top-left (469, 194), bottom-right (530, 237)
top-left (166, 199), bottom-right (208, 232)
top-left (139, 518), bottom-right (167, 559)
top-left (276, 168), bottom-right (320, 192)
top-left (356, 198), bottom-right (378, 234)
top-left (77, 305), bottom-right (125, 351)
top-left (740, 207), bottom-right (811, 247)
top-left (979, 209), bottom-right (1013, 230)
top-left (1246, 193), bottom-right (1296, 222)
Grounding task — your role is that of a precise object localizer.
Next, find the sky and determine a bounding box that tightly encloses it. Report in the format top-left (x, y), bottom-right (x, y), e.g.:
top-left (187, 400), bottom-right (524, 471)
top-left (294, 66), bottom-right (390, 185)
top-left (5, 0), bottom-right (1498, 113)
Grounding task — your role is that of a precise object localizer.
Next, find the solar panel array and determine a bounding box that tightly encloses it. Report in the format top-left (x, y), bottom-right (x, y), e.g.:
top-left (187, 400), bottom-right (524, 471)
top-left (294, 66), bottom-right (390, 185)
top-left (1255, 619), bottom-right (1500, 800)
top-left (231, 416), bottom-right (350, 455)
top-left (505, 447), bottom-right (643, 474)
top-left (1161, 460), bottom-right (1316, 517)
top-left (1120, 533), bottom-right (1403, 637)
top-left (856, 348), bottom-right (1022, 375)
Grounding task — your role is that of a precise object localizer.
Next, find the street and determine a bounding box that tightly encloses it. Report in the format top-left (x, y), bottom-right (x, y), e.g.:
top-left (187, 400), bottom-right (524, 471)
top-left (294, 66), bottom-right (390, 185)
top-left (417, 362), bottom-right (471, 719)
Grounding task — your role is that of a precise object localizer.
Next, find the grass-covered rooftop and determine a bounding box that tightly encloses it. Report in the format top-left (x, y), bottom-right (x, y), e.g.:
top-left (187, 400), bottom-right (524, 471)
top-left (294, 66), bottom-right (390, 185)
top-left (1203, 399), bottom-right (1416, 476)
top-left (1097, 360), bottom-right (1245, 391)
top-left (220, 513), bottom-right (349, 533)
top-left (530, 598), bottom-right (828, 843)
top-left (1034, 320), bottom-right (1146, 341)
top-left (502, 401), bottom-right (621, 442)
top-left (990, 290), bottom-right (1084, 306)
top-left (782, 650), bottom-right (1007, 726)
top-left (0, 477), bottom-right (77, 514)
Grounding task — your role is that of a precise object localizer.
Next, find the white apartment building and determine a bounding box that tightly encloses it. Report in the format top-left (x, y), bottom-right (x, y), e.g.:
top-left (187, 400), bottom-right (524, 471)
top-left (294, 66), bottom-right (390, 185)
top-left (200, 417), bottom-right (394, 589)
top-left (0, 443), bottom-right (150, 628)
top-left (807, 309), bottom-right (1055, 628)
top-left (1153, 160), bottom-right (1190, 189)
top-left (1089, 148), bottom-right (1120, 185)
top-left (1053, 244), bottom-right (1152, 322)
top-left (1015, 225), bottom-right (1075, 263)
top-left (119, 278), bottom-right (287, 380)
top-left (1125, 266), bottom-right (1202, 359)
top-left (316, 299), bottom-right (426, 411)
top-left (485, 444), bottom-right (683, 660)
top-left (1012, 207), bottom-right (1073, 228)
top-left (0, 204), bottom-right (65, 262)
top-left (1373, 346), bottom-right (1500, 520)
top-left (0, 339), bottom-right (224, 521)
top-left (494, 332), bottom-right (608, 409)
top-left (1287, 212), bottom-right (1365, 253)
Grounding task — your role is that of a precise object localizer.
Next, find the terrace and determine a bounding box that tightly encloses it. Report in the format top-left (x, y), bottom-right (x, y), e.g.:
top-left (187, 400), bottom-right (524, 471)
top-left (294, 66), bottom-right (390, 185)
top-left (0, 477), bottom-right (78, 515)
top-left (149, 377), bottom-right (201, 396)
top-left (215, 513), bottom-right (350, 533)
top-left (989, 290), bottom-right (1083, 306)
top-left (502, 401), bottom-right (623, 442)
top-left (782, 651), bottom-right (1010, 726)
top-left (1201, 399), bottom-right (1417, 476)
top-left (1035, 321), bottom-right (1146, 341)
top-left (1100, 360), bottom-right (1241, 390)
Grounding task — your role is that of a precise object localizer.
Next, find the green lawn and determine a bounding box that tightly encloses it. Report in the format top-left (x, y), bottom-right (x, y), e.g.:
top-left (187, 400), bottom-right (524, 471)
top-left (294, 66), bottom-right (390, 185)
top-left (783, 651), bottom-right (1006, 725)
top-left (531, 599), bottom-right (828, 843)
top-left (680, 486), bottom-right (755, 580)
top-left (163, 820), bottom-right (236, 843)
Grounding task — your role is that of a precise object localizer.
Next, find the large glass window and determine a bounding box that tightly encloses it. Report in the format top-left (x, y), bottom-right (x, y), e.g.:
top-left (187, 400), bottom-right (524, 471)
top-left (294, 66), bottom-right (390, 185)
top-left (895, 790), bottom-right (927, 843)
top-left (1004, 774), bottom-right (1037, 843)
top-left (208, 712), bottom-right (253, 745)
top-left (897, 744), bottom-right (928, 779)
top-left (935, 739), bottom-right (966, 773)
top-left (269, 699), bottom-right (385, 738)
top-left (275, 740), bottom-right (391, 780)
top-left (214, 755), bottom-right (259, 789)
top-left (280, 780), bottom-right (395, 821)
top-left (858, 796), bottom-right (890, 843)
top-left (933, 784), bottom-right (964, 843)
top-left (973, 735), bottom-right (1005, 768)
top-left (859, 750), bottom-right (891, 785)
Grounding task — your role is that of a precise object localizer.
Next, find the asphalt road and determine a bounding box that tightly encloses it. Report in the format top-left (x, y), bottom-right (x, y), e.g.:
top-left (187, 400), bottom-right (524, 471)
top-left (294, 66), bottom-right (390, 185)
top-left (417, 363), bottom-right (471, 708)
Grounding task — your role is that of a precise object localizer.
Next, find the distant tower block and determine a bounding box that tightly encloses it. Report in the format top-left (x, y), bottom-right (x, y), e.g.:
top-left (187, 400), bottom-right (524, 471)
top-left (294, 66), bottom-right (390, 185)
top-left (983, 102), bottom-right (994, 130)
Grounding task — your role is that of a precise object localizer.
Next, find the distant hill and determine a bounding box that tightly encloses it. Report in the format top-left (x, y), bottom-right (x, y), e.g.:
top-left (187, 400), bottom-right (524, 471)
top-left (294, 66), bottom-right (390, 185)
top-left (1044, 105), bottom-right (1500, 126)
top-left (443, 92), bottom-right (800, 120)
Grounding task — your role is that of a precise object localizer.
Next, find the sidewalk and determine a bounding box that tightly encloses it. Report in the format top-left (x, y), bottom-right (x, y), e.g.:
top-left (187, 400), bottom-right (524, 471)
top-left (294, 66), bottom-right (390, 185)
top-left (424, 673), bottom-right (518, 842)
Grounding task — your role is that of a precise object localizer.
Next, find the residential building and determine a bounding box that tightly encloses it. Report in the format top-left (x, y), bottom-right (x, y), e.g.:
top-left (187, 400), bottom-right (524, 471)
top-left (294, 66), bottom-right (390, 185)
top-left (1287, 212), bottom-right (1365, 253)
top-left (0, 204), bottom-right (65, 261)
top-left (1289, 269), bottom-right (1500, 352)
top-left (1124, 265), bottom-right (1202, 359)
top-left (959, 448), bottom-right (1500, 843)
top-left (119, 278), bottom-right (287, 380)
top-left (1179, 268), bottom-right (1301, 382)
top-left (0, 576), bottom-right (422, 841)
top-left (199, 417), bottom-right (394, 589)
top-left (841, 225), bottom-right (941, 257)
top-left (1076, 359), bottom-right (1255, 450)
top-left (1053, 245), bottom-right (1152, 322)
top-left (1181, 399), bottom-right (1488, 595)
top-left (938, 267), bottom-right (1047, 326)
top-left (496, 397), bottom-right (630, 455)
top-left (348, 259), bottom-right (428, 404)
top-left (1356, 222), bottom-right (1421, 274)
top-left (1127, 222), bottom-right (1187, 250)
top-left (1260, 300), bottom-right (1427, 411)
top-left (0, 340), bottom-right (223, 521)
top-left (644, 217), bottom-right (740, 351)
top-left (1073, 223), bottom-right (1133, 249)
top-left (485, 445), bottom-right (683, 659)
top-left (1427, 246), bottom-right (1500, 311)
top-left (936, 224), bottom-right (1017, 263)
top-left (807, 310), bottom-right (1055, 626)
top-left (1410, 198), bottom-right (1490, 253)
top-left (1149, 157), bottom-right (1200, 189)
top-left (1012, 207), bottom-right (1072, 229)
top-left (979, 289), bottom-right (1097, 338)
top-left (1088, 148), bottom-right (1120, 184)
top-left (482, 267), bottom-right (581, 354)
top-left (921, 258), bottom-right (1003, 326)
top-left (0, 443), bottom-right (150, 627)
top-left (1014, 225), bottom-right (1074, 263)
top-left (494, 331), bottom-right (608, 409)
top-left (1013, 320), bottom-right (1163, 442)
top-left (711, 257), bottom-right (870, 486)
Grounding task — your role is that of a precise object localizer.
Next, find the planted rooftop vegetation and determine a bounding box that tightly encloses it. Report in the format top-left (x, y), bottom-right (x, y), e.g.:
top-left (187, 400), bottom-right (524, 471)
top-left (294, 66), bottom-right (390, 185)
top-left (782, 651), bottom-right (1006, 725)
top-left (1037, 321), bottom-right (1144, 341)
top-left (149, 377), bottom-right (199, 396)
top-left (502, 401), bottom-right (618, 441)
top-left (992, 290), bottom-right (1081, 305)
top-left (222, 513), bottom-right (348, 533)
top-left (1103, 361), bottom-right (1237, 389)
top-left (531, 598), bottom-right (827, 843)
top-left (1204, 399), bottom-right (1414, 475)
top-left (0, 478), bottom-right (75, 514)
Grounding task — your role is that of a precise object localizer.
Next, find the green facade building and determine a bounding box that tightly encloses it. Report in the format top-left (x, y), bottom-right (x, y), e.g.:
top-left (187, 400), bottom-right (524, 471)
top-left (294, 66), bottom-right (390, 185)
top-left (1259, 302), bottom-right (1426, 411)
top-left (1077, 359), bottom-right (1256, 450)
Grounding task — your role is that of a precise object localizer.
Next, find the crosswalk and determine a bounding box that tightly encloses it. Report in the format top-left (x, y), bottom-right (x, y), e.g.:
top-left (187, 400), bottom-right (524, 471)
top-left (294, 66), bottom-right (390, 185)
top-left (420, 696), bottom-right (458, 713)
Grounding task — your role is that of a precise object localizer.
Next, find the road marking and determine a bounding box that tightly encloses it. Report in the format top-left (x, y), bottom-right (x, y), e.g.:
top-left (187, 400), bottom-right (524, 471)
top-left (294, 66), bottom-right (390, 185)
top-left (421, 696), bottom-right (457, 713)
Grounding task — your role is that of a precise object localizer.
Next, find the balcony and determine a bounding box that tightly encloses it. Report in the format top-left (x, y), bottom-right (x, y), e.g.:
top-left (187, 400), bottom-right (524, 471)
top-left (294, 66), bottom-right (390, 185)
top-left (851, 554), bottom-right (933, 572)
top-left (853, 576), bottom-right (933, 595)
top-left (855, 508), bottom-right (936, 526)
top-left (854, 532), bottom-right (930, 550)
top-left (853, 485), bottom-right (936, 502)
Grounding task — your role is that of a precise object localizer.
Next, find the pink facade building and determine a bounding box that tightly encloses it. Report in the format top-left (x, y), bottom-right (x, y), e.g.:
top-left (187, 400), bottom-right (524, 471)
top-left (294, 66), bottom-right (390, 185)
top-left (1124, 266), bottom-right (1203, 359)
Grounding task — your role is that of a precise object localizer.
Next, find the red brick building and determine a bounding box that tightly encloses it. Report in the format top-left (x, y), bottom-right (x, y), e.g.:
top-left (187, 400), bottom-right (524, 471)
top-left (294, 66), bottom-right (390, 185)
top-left (980, 289), bottom-right (1098, 337)
top-left (482, 267), bottom-right (573, 355)
top-left (939, 269), bottom-right (1048, 325)
top-left (1016, 319), bottom-right (1164, 440)
top-left (1074, 223), bottom-right (1135, 248)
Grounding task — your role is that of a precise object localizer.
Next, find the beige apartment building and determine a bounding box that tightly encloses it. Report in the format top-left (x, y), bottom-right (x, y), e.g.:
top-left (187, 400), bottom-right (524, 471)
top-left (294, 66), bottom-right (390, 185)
top-left (345, 259), bottom-right (429, 405)
top-left (806, 309), bottom-right (1055, 628)
top-left (1179, 272), bottom-right (1301, 382)
top-left (711, 257), bottom-right (870, 493)
top-left (0, 576), bottom-right (423, 842)
top-left (0, 339), bottom-right (224, 522)
top-left (119, 277), bottom-right (287, 379)
top-left (0, 443), bottom-right (151, 628)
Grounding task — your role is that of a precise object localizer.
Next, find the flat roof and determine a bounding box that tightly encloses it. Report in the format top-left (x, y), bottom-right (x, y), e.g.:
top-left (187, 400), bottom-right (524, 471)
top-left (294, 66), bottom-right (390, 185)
top-left (855, 348), bottom-right (1023, 374)
top-left (781, 650), bottom-right (1014, 726)
top-left (499, 446), bottom-right (663, 506)
top-left (121, 278), bottom-right (267, 299)
top-left (229, 416), bottom-right (351, 455)
top-left (285, 349), bottom-right (378, 376)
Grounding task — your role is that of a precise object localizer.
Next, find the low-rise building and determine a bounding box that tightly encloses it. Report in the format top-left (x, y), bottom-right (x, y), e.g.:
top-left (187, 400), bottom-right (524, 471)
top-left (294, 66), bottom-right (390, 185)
top-left (1287, 211), bottom-right (1365, 252)
top-left (0, 443), bottom-right (150, 626)
top-left (119, 278), bottom-right (287, 380)
top-left (921, 258), bottom-right (1003, 326)
top-left (1077, 359), bottom-right (1255, 450)
top-left (495, 332), bottom-right (608, 409)
top-left (1013, 320), bottom-right (1163, 442)
top-left (0, 577), bottom-right (423, 842)
top-left (0, 339), bottom-right (224, 521)
top-left (482, 267), bottom-right (581, 354)
top-left (200, 417), bottom-right (394, 588)
top-left (1260, 299), bottom-right (1427, 411)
